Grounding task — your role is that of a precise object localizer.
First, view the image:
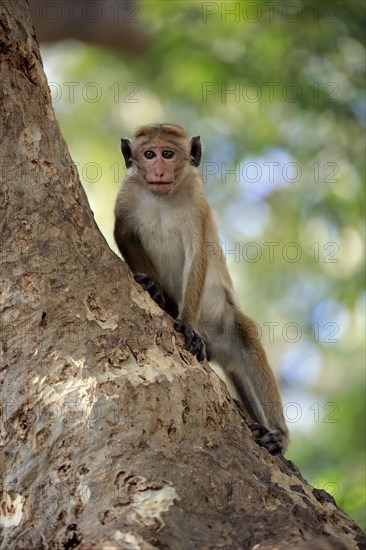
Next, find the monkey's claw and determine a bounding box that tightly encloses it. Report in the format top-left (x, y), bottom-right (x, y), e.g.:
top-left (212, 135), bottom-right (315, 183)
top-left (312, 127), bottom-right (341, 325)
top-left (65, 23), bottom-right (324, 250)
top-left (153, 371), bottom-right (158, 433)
top-left (134, 273), bottom-right (166, 310)
top-left (174, 318), bottom-right (206, 362)
top-left (251, 423), bottom-right (284, 456)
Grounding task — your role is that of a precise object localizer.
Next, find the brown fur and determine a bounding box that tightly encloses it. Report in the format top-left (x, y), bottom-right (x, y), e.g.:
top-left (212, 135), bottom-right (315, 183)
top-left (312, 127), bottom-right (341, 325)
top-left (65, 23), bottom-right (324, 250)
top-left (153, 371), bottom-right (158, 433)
top-left (114, 123), bottom-right (289, 453)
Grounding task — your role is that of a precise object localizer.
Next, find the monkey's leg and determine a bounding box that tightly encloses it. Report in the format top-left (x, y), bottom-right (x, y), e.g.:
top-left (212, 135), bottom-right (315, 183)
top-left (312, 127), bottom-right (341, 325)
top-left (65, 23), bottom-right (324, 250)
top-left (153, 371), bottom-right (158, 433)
top-left (249, 423), bottom-right (286, 456)
top-left (228, 354), bottom-right (288, 455)
top-left (217, 349), bottom-right (287, 454)
top-left (205, 310), bottom-right (288, 455)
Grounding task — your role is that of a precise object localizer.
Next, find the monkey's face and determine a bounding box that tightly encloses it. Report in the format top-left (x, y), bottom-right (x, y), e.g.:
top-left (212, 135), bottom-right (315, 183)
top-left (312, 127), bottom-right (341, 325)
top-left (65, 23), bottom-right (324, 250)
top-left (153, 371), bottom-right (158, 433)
top-left (135, 141), bottom-right (188, 194)
top-left (121, 125), bottom-right (201, 195)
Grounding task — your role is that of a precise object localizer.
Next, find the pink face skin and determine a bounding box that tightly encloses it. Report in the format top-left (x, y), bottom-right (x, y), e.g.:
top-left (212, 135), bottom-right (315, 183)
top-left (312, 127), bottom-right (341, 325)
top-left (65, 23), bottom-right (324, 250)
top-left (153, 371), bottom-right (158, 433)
top-left (140, 144), bottom-right (179, 194)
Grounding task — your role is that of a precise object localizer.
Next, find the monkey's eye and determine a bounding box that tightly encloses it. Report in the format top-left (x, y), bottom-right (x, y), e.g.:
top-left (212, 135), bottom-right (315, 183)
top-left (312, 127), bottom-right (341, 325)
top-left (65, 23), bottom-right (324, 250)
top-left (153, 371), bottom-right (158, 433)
top-left (144, 150), bottom-right (156, 159)
top-left (162, 150), bottom-right (174, 159)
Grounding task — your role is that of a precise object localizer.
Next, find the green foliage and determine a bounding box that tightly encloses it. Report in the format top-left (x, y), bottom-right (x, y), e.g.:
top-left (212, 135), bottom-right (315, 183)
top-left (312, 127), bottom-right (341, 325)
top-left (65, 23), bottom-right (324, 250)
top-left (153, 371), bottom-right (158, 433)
top-left (41, 0), bottom-right (365, 528)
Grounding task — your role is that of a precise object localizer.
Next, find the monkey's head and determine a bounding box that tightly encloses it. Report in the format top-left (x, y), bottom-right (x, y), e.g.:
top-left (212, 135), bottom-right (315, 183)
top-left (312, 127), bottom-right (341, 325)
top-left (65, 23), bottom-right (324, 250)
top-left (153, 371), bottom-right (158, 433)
top-left (121, 123), bottom-right (201, 194)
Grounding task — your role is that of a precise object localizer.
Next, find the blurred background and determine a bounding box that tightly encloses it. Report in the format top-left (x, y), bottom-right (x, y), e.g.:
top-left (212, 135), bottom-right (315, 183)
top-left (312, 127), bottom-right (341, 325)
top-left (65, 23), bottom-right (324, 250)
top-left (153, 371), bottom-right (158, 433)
top-left (30, 0), bottom-right (365, 527)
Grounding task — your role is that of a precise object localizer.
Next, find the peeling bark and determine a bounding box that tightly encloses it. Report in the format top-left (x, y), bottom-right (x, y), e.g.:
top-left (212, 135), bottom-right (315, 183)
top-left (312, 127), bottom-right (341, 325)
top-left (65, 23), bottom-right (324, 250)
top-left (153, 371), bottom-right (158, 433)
top-left (0, 2), bottom-right (365, 549)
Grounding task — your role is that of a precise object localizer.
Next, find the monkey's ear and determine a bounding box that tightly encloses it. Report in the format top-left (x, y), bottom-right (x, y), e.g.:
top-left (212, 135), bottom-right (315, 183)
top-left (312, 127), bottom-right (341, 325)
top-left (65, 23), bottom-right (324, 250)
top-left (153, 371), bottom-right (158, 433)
top-left (121, 138), bottom-right (133, 168)
top-left (190, 136), bottom-right (201, 167)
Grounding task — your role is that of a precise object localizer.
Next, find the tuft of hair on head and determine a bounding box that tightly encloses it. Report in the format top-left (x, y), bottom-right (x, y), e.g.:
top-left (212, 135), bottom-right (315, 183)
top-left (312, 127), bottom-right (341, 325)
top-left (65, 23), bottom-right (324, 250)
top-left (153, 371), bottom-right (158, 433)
top-left (133, 123), bottom-right (189, 141)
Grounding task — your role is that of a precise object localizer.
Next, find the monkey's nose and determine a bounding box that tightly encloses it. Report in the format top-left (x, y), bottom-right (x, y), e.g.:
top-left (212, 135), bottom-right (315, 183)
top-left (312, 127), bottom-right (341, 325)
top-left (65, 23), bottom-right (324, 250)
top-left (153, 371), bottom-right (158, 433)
top-left (154, 167), bottom-right (165, 178)
top-left (154, 158), bottom-right (166, 178)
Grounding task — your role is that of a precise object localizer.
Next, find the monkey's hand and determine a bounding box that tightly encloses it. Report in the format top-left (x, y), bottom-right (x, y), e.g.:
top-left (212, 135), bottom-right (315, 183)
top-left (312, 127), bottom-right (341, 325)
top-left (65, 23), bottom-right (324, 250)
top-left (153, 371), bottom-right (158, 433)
top-left (134, 273), bottom-right (166, 310)
top-left (250, 423), bottom-right (285, 456)
top-left (174, 318), bottom-right (206, 362)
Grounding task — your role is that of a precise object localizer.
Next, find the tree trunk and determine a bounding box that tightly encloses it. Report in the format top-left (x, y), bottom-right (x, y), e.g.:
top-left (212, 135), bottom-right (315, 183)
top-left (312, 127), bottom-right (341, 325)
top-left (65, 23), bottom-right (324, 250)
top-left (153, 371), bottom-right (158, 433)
top-left (0, 2), bottom-right (364, 549)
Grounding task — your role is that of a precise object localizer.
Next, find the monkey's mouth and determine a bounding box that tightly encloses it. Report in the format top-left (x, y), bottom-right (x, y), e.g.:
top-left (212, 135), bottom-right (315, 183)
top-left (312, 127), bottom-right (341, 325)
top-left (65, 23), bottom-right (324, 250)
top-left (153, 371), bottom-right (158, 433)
top-left (147, 181), bottom-right (174, 192)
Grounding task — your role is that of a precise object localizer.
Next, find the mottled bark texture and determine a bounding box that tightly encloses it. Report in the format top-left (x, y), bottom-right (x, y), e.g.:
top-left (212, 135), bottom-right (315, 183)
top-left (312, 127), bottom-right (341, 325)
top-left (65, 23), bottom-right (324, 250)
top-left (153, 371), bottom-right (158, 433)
top-left (0, 2), bottom-right (365, 549)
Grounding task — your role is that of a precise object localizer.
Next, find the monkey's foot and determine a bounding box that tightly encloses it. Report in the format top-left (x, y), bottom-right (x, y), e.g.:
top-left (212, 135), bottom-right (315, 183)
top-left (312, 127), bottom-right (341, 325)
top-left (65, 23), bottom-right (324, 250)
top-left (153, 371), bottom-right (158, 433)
top-left (134, 273), bottom-right (166, 310)
top-left (174, 319), bottom-right (206, 362)
top-left (250, 423), bottom-right (285, 455)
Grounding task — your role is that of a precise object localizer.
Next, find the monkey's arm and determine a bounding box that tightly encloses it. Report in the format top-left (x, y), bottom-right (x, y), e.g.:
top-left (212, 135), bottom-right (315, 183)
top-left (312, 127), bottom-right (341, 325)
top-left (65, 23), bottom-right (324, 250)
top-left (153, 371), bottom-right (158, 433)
top-left (174, 215), bottom-right (208, 361)
top-left (114, 217), bottom-right (159, 279)
top-left (114, 218), bottom-right (176, 313)
top-left (180, 240), bottom-right (208, 327)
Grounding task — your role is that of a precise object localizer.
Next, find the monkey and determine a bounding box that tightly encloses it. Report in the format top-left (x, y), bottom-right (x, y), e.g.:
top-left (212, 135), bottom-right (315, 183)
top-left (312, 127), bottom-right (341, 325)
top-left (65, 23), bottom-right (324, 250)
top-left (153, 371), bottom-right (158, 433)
top-left (114, 123), bottom-right (289, 455)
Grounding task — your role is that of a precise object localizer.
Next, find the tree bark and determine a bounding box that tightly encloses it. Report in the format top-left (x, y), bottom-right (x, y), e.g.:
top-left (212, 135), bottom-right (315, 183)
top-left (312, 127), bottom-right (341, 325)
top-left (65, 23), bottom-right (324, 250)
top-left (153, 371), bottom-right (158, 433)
top-left (0, 2), bottom-right (365, 549)
top-left (28, 0), bottom-right (149, 55)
